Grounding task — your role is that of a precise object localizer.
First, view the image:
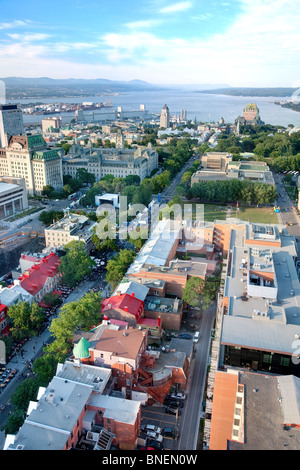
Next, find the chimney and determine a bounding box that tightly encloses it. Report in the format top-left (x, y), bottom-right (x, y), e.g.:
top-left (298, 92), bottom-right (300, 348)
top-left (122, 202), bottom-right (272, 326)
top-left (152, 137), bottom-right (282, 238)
top-left (131, 292), bottom-right (135, 297)
top-left (117, 290), bottom-right (121, 296)
top-left (158, 316), bottom-right (161, 327)
top-left (124, 306), bottom-right (128, 312)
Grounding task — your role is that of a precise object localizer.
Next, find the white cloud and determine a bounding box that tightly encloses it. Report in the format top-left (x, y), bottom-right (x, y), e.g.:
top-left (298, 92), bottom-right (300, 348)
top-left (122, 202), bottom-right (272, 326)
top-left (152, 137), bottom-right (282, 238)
top-left (159, 1), bottom-right (193, 14)
top-left (7, 33), bottom-right (50, 42)
top-left (0, 19), bottom-right (32, 30)
top-left (124, 19), bottom-right (161, 29)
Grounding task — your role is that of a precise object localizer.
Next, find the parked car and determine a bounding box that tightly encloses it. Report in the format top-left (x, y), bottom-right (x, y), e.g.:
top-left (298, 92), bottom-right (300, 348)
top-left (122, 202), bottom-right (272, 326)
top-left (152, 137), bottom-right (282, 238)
top-left (147, 431), bottom-right (163, 442)
top-left (162, 427), bottom-right (176, 439)
top-left (193, 332), bottom-right (200, 343)
top-left (164, 407), bottom-right (181, 416)
top-left (164, 399), bottom-right (184, 408)
top-left (141, 424), bottom-right (162, 434)
top-left (178, 333), bottom-right (192, 340)
top-left (146, 439), bottom-right (164, 450)
top-left (171, 392), bottom-right (186, 400)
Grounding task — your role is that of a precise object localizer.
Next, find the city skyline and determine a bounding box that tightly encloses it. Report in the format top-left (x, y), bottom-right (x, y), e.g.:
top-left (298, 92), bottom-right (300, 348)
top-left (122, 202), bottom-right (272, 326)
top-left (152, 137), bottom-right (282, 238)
top-left (0, 0), bottom-right (299, 88)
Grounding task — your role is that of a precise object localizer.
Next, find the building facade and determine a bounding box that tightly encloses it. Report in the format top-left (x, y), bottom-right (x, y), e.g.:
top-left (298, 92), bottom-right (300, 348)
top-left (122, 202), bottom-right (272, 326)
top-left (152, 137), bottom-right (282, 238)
top-left (235, 103), bottom-right (264, 127)
top-left (62, 138), bottom-right (158, 182)
top-left (0, 105), bottom-right (24, 148)
top-left (42, 116), bottom-right (62, 134)
top-left (44, 213), bottom-right (97, 249)
top-left (160, 104), bottom-right (170, 129)
top-left (0, 134), bottom-right (63, 195)
top-left (0, 176), bottom-right (28, 218)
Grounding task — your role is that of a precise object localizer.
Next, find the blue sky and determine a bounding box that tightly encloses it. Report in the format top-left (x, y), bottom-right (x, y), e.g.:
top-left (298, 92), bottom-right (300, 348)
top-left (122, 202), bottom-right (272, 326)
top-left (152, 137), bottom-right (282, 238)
top-left (0, 0), bottom-right (299, 86)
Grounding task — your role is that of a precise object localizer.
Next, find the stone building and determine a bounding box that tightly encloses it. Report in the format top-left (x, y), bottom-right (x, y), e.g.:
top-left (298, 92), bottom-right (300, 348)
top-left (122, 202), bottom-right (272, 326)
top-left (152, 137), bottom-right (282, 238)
top-left (0, 134), bottom-right (63, 195)
top-left (62, 134), bottom-right (158, 182)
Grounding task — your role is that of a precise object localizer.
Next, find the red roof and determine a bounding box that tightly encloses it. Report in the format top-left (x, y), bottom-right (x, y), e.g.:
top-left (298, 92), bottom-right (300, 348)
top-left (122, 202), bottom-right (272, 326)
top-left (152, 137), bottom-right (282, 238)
top-left (102, 293), bottom-right (144, 321)
top-left (0, 304), bottom-right (7, 313)
top-left (19, 252), bottom-right (60, 296)
top-left (137, 318), bottom-right (159, 327)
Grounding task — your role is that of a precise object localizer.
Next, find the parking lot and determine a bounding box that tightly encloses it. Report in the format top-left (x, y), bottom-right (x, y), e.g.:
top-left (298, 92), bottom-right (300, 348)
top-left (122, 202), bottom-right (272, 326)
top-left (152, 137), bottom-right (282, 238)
top-left (140, 402), bottom-right (183, 451)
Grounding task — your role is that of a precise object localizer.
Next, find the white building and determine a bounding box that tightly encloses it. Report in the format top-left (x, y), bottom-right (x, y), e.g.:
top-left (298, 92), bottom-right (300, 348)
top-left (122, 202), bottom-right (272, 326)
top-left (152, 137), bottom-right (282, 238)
top-left (42, 116), bottom-right (62, 134)
top-left (0, 176), bottom-right (28, 218)
top-left (160, 104), bottom-right (170, 129)
top-left (44, 213), bottom-right (97, 249)
top-left (0, 104), bottom-right (24, 148)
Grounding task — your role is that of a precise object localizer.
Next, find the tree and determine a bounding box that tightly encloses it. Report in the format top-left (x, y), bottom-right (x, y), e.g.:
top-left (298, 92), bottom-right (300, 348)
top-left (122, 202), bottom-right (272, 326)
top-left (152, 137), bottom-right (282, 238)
top-left (32, 354), bottom-right (59, 387)
top-left (125, 175), bottom-right (140, 186)
top-left (10, 377), bottom-right (39, 411)
top-left (91, 229), bottom-right (118, 252)
top-left (45, 291), bottom-right (102, 362)
top-left (62, 143), bottom-right (72, 154)
top-left (42, 292), bottom-right (62, 308)
top-left (182, 277), bottom-right (206, 308)
top-left (7, 302), bottom-right (44, 341)
top-left (39, 210), bottom-right (64, 226)
top-left (41, 185), bottom-right (55, 198)
top-left (76, 168), bottom-right (95, 185)
top-left (58, 240), bottom-right (95, 287)
top-left (106, 249), bottom-right (136, 290)
top-left (4, 408), bottom-right (26, 435)
top-left (182, 277), bottom-right (217, 311)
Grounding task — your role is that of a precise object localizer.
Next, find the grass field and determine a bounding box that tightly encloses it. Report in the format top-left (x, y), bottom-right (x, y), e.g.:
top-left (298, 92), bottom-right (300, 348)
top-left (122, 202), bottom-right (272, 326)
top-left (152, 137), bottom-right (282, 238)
top-left (188, 203), bottom-right (279, 224)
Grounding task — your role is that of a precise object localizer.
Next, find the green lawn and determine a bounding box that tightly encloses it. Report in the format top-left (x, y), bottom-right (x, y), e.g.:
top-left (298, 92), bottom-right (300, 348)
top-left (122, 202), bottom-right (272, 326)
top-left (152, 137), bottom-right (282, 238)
top-left (188, 203), bottom-right (278, 224)
top-left (235, 206), bottom-right (278, 224)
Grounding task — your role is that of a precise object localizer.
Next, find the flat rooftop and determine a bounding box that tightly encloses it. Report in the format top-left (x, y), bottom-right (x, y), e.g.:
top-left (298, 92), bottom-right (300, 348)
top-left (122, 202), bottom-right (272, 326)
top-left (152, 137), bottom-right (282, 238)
top-left (221, 223), bottom-right (300, 355)
top-left (145, 296), bottom-right (182, 314)
top-left (87, 395), bottom-right (140, 425)
top-left (127, 219), bottom-right (182, 274)
top-left (141, 258), bottom-right (207, 278)
top-left (0, 182), bottom-right (20, 194)
top-left (228, 372), bottom-right (300, 450)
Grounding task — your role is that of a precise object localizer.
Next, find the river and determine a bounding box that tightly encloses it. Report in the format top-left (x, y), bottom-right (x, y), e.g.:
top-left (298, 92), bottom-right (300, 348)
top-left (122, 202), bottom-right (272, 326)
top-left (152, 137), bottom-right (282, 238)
top-left (10, 89), bottom-right (300, 128)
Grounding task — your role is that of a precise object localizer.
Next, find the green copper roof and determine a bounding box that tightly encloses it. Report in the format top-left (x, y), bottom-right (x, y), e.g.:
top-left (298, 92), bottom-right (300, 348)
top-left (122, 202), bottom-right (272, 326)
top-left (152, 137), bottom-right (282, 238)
top-left (73, 337), bottom-right (90, 359)
top-left (27, 134), bottom-right (46, 149)
top-left (32, 149), bottom-right (60, 161)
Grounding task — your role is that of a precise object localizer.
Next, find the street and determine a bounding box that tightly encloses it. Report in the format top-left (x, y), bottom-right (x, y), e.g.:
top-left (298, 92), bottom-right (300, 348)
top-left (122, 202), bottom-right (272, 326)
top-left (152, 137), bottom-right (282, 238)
top-left (273, 172), bottom-right (300, 253)
top-left (177, 302), bottom-right (216, 450)
top-left (161, 154), bottom-right (198, 200)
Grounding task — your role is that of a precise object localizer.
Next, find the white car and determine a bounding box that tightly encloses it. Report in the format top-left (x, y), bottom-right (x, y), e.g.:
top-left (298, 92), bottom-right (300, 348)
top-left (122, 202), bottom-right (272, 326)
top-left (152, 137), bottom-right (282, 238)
top-left (171, 392), bottom-right (186, 400)
top-left (142, 424), bottom-right (162, 434)
top-left (147, 431), bottom-right (163, 442)
top-left (193, 331), bottom-right (200, 343)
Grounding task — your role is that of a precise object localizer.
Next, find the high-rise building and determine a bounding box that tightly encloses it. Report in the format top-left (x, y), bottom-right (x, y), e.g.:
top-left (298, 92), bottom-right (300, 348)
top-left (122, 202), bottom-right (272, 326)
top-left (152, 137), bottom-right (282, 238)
top-left (160, 104), bottom-right (170, 129)
top-left (42, 116), bottom-right (62, 134)
top-left (0, 104), bottom-right (24, 148)
top-left (0, 134), bottom-right (63, 195)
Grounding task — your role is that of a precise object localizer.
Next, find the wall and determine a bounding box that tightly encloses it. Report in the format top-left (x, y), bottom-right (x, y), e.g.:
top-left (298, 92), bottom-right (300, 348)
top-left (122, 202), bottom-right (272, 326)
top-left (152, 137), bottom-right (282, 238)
top-left (0, 233), bottom-right (45, 277)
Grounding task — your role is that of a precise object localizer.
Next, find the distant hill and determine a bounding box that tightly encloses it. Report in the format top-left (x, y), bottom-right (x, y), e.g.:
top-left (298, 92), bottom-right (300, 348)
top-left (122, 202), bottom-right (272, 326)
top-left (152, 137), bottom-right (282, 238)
top-left (196, 87), bottom-right (298, 97)
top-left (0, 77), bottom-right (167, 99)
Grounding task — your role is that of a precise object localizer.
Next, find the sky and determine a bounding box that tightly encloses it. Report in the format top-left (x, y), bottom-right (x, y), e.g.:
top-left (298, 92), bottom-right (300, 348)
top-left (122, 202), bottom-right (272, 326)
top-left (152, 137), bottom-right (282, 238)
top-left (0, 0), bottom-right (299, 87)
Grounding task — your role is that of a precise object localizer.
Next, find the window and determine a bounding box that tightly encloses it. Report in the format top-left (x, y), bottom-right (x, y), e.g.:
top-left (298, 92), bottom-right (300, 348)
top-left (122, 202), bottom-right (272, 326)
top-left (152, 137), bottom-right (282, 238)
top-left (280, 357), bottom-right (290, 367)
top-left (263, 354), bottom-right (272, 364)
